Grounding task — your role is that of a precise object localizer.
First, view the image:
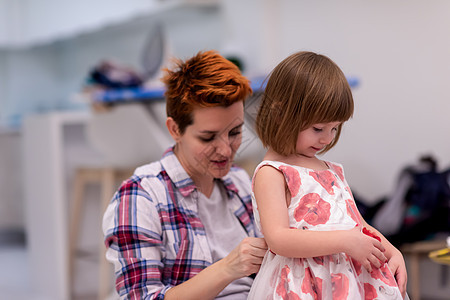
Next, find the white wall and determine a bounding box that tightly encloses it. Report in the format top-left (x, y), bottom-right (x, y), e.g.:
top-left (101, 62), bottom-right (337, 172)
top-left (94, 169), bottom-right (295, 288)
top-left (221, 0), bottom-right (450, 202)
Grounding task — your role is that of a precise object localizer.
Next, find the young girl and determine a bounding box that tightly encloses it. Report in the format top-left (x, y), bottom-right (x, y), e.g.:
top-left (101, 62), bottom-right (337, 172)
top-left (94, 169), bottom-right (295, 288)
top-left (248, 51), bottom-right (408, 299)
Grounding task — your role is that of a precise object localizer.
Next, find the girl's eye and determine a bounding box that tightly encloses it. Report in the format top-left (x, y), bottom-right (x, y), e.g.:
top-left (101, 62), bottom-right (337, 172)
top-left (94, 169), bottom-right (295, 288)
top-left (313, 127), bottom-right (322, 132)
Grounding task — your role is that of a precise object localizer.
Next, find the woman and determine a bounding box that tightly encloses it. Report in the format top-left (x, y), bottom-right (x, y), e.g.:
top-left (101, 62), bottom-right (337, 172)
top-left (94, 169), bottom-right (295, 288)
top-left (103, 50), bottom-right (267, 299)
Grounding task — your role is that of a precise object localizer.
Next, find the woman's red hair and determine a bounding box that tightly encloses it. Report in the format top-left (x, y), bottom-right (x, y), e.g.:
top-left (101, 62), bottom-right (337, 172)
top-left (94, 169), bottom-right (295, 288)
top-left (162, 50), bottom-right (252, 133)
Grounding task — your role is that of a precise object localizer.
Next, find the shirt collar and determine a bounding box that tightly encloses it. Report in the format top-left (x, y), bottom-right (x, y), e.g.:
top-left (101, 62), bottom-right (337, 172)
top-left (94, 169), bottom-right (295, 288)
top-left (220, 172), bottom-right (239, 198)
top-left (161, 146), bottom-right (239, 198)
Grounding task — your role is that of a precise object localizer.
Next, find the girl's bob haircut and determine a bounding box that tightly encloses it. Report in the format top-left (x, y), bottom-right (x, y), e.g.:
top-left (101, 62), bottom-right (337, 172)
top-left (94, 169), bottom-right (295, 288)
top-left (255, 51), bottom-right (354, 156)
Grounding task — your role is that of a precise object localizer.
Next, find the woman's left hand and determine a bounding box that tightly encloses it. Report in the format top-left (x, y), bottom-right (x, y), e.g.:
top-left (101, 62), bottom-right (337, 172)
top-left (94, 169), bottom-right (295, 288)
top-left (387, 248), bottom-right (408, 298)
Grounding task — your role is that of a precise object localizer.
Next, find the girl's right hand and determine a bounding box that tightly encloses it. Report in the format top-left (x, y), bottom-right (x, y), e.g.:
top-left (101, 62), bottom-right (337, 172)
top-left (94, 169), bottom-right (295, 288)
top-left (344, 227), bottom-right (387, 272)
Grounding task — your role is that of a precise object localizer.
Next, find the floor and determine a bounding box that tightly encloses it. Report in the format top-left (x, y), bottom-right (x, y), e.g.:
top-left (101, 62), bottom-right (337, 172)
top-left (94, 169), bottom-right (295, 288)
top-left (0, 183), bottom-right (118, 300)
top-left (0, 241), bottom-right (117, 300)
top-left (0, 244), bottom-right (34, 300)
top-left (0, 232), bottom-right (107, 300)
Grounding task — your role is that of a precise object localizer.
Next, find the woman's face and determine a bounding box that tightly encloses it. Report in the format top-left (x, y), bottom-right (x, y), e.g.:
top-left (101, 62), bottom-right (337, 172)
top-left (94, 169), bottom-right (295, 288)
top-left (172, 101), bottom-right (244, 189)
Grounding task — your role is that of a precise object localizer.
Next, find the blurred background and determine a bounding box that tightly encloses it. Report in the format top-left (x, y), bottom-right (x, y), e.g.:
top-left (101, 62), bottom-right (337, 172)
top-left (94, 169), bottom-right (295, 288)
top-left (0, 0), bottom-right (449, 299)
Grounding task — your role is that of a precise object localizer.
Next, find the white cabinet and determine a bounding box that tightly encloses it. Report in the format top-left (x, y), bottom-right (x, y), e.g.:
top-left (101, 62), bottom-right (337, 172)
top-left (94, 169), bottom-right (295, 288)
top-left (22, 111), bottom-right (97, 300)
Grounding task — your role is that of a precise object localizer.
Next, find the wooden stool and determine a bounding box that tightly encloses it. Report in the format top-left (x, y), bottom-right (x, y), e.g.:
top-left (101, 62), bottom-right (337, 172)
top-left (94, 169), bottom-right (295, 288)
top-left (401, 239), bottom-right (447, 300)
top-left (69, 166), bottom-right (134, 300)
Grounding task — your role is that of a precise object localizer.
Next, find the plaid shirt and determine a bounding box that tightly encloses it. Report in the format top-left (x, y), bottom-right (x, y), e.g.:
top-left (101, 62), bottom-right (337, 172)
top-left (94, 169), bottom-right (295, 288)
top-left (103, 148), bottom-right (259, 299)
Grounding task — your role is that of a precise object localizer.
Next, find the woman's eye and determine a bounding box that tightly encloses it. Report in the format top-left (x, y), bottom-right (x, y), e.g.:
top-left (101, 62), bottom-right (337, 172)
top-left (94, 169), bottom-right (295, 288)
top-left (229, 129), bottom-right (242, 137)
top-left (199, 136), bottom-right (214, 142)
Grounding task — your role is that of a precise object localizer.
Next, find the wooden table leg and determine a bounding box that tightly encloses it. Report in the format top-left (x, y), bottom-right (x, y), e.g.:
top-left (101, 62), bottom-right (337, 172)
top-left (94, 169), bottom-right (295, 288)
top-left (409, 253), bottom-right (420, 300)
top-left (98, 168), bottom-right (115, 300)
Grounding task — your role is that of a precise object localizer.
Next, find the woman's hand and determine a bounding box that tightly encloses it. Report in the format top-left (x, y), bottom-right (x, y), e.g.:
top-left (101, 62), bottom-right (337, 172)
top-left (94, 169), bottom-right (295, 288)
top-left (165, 237), bottom-right (267, 300)
top-left (344, 227), bottom-right (387, 272)
top-left (387, 247), bottom-right (408, 298)
top-left (221, 237), bottom-right (268, 279)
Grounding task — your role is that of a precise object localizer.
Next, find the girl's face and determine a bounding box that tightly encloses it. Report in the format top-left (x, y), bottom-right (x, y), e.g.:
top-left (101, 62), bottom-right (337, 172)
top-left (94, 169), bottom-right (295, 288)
top-left (295, 121), bottom-right (341, 158)
top-left (172, 101), bottom-right (244, 189)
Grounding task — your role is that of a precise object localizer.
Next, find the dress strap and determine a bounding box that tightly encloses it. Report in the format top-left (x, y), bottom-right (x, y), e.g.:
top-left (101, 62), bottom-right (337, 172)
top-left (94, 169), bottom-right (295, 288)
top-left (252, 160), bottom-right (301, 198)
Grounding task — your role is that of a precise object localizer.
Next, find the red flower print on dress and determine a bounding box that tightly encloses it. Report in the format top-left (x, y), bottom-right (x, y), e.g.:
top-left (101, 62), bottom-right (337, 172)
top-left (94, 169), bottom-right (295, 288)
top-left (313, 256), bottom-right (324, 266)
top-left (331, 273), bottom-right (349, 300)
top-left (294, 193), bottom-right (331, 225)
top-left (280, 165), bottom-right (301, 196)
top-left (351, 257), bottom-right (363, 276)
top-left (293, 257), bottom-right (307, 268)
top-left (364, 283), bottom-right (378, 300)
top-left (301, 267), bottom-right (323, 299)
top-left (276, 265), bottom-right (301, 300)
top-left (331, 163), bottom-right (345, 182)
top-left (345, 186), bottom-right (354, 198)
top-left (346, 199), bottom-right (361, 225)
top-left (309, 171), bottom-right (339, 195)
top-left (362, 227), bottom-right (381, 242)
top-left (370, 265), bottom-right (397, 287)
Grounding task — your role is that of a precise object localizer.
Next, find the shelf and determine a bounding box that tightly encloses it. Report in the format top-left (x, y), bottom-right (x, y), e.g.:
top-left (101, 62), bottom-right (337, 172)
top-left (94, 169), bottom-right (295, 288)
top-left (92, 75), bottom-right (267, 104)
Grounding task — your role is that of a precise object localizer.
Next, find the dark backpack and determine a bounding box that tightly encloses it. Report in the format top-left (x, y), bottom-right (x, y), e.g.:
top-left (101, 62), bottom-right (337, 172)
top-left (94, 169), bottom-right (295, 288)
top-left (371, 156), bottom-right (450, 247)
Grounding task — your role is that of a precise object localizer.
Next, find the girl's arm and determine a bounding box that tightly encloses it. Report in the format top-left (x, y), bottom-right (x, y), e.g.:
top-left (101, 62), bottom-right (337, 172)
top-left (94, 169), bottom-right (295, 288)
top-left (254, 166), bottom-right (387, 272)
top-left (358, 213), bottom-right (408, 297)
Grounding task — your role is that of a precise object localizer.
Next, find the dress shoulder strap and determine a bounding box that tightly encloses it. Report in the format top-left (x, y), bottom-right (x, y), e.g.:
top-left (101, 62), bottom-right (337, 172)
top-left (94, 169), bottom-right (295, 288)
top-left (252, 160), bottom-right (301, 197)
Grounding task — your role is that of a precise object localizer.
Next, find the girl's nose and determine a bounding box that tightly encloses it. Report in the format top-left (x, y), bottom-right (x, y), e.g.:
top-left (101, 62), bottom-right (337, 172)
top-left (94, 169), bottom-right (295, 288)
top-left (320, 131), bottom-right (335, 145)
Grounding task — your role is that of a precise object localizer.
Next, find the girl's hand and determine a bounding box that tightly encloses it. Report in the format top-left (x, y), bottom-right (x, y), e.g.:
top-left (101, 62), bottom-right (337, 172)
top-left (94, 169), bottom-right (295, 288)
top-left (344, 227), bottom-right (387, 272)
top-left (387, 248), bottom-right (408, 298)
top-left (221, 237), bottom-right (268, 279)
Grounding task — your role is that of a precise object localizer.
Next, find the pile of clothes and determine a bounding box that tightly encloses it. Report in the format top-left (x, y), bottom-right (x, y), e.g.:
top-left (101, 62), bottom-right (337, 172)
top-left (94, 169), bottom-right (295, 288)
top-left (361, 155), bottom-right (450, 247)
top-left (87, 60), bottom-right (144, 89)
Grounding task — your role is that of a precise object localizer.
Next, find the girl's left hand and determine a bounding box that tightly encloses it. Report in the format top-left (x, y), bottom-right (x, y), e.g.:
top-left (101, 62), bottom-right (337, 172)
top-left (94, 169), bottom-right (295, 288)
top-left (387, 249), bottom-right (408, 298)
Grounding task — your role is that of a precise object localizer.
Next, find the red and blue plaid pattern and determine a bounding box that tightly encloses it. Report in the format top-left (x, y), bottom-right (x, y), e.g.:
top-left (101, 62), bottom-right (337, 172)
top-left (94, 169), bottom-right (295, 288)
top-left (103, 148), bottom-right (259, 299)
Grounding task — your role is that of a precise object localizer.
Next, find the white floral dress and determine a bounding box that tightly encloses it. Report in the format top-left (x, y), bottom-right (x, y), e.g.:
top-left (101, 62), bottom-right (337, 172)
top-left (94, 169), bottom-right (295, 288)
top-left (248, 160), bottom-right (404, 300)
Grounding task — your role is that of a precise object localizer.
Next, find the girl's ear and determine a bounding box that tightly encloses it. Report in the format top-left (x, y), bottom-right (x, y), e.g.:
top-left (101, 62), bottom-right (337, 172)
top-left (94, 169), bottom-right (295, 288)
top-left (166, 117), bottom-right (181, 141)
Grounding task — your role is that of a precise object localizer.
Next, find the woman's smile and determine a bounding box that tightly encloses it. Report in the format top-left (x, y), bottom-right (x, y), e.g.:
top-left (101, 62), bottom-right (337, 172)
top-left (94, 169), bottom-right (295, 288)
top-left (211, 158), bottom-right (229, 168)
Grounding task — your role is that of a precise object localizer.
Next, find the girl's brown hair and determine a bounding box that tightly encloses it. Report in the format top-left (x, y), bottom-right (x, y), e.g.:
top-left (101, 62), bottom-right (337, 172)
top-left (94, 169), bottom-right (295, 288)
top-left (256, 51), bottom-right (354, 155)
top-left (162, 50), bottom-right (252, 134)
